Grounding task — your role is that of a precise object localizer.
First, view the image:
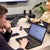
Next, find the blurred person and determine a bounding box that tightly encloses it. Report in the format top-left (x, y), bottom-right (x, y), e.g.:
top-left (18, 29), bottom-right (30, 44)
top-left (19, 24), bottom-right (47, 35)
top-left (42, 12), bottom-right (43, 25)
top-left (32, 0), bottom-right (50, 26)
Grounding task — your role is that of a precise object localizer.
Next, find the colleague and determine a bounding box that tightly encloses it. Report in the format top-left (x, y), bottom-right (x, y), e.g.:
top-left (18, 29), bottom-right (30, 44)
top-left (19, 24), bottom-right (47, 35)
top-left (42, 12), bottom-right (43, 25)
top-left (32, 0), bottom-right (50, 25)
top-left (0, 5), bottom-right (28, 50)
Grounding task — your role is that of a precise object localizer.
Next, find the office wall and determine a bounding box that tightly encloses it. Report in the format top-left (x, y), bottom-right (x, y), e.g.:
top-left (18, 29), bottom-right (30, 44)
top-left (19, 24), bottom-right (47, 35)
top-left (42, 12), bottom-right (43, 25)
top-left (0, 0), bottom-right (47, 15)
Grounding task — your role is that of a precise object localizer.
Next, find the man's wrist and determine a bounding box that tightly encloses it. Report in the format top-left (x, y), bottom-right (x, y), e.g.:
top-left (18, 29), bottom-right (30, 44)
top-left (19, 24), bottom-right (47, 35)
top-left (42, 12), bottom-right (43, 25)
top-left (6, 27), bottom-right (12, 33)
top-left (20, 45), bottom-right (26, 50)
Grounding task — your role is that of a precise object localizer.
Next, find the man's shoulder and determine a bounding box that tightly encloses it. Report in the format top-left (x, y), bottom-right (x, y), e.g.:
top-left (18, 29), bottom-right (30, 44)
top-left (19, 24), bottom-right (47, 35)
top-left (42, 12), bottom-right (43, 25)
top-left (44, 11), bottom-right (48, 13)
top-left (42, 11), bottom-right (49, 16)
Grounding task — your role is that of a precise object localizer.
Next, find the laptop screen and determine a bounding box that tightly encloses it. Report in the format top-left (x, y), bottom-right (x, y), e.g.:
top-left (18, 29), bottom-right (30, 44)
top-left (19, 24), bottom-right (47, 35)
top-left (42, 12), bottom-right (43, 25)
top-left (29, 24), bottom-right (46, 41)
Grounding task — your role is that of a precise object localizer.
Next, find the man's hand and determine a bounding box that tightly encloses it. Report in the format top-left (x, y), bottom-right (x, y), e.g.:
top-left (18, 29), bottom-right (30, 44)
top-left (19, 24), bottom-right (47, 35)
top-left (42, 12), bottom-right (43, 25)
top-left (4, 20), bottom-right (11, 33)
top-left (19, 38), bottom-right (29, 49)
top-left (31, 18), bottom-right (40, 23)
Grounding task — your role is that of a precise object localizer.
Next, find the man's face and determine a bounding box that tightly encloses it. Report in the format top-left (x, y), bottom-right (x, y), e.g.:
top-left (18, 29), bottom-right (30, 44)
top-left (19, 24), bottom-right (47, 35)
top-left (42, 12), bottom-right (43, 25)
top-left (46, 1), bottom-right (50, 11)
top-left (0, 13), bottom-right (6, 28)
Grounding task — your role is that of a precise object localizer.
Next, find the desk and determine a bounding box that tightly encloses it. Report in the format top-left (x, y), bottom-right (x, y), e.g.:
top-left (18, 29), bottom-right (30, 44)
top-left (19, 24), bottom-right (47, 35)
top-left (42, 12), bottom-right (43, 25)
top-left (8, 18), bottom-right (50, 50)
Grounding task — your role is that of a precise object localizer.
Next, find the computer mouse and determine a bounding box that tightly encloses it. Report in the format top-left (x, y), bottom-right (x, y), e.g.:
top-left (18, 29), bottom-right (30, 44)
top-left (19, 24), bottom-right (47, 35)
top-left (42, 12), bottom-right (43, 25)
top-left (11, 33), bottom-right (19, 37)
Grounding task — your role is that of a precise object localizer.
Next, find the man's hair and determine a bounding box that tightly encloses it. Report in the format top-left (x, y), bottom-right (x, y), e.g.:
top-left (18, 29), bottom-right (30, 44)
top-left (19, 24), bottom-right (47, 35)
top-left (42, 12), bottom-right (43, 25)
top-left (0, 5), bottom-right (8, 18)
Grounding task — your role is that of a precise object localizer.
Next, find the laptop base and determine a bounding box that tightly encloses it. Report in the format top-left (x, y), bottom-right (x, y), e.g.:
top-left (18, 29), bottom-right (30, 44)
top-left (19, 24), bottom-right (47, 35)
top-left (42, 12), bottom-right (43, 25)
top-left (16, 35), bottom-right (42, 49)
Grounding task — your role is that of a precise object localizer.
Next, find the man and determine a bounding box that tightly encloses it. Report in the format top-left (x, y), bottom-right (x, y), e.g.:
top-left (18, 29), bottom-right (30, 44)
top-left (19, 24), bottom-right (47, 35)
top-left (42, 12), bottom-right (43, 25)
top-left (32, 0), bottom-right (50, 25)
top-left (0, 5), bottom-right (28, 50)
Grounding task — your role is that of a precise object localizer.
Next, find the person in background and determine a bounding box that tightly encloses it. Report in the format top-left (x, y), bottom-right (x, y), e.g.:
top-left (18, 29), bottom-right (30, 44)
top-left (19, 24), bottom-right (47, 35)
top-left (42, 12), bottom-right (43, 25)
top-left (0, 5), bottom-right (28, 50)
top-left (32, 0), bottom-right (50, 26)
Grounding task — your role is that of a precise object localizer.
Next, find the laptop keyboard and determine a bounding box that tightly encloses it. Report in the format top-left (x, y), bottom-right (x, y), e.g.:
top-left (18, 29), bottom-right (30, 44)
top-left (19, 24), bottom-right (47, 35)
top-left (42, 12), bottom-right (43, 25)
top-left (26, 36), bottom-right (41, 49)
top-left (16, 35), bottom-right (41, 49)
top-left (24, 28), bottom-right (30, 34)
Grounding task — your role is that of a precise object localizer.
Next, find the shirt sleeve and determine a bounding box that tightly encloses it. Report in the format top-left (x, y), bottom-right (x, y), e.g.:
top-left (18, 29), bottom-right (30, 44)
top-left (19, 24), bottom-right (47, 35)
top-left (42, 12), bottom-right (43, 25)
top-left (17, 48), bottom-right (24, 50)
top-left (0, 33), bottom-right (24, 50)
top-left (3, 30), bottom-right (12, 42)
top-left (0, 33), bottom-right (14, 50)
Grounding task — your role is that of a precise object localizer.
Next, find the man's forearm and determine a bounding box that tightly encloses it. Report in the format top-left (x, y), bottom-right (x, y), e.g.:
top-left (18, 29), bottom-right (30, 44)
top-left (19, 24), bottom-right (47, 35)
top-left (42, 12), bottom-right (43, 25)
top-left (4, 30), bottom-right (12, 42)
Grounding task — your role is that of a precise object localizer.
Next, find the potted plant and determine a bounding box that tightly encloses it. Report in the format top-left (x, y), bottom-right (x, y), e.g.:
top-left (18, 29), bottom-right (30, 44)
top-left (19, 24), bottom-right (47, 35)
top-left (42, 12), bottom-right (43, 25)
top-left (32, 1), bottom-right (46, 18)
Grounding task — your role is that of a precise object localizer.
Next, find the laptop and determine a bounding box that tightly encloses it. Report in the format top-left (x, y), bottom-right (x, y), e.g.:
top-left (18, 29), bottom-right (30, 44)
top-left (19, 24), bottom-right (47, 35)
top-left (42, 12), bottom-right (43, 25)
top-left (16, 23), bottom-right (46, 49)
top-left (24, 28), bottom-right (30, 34)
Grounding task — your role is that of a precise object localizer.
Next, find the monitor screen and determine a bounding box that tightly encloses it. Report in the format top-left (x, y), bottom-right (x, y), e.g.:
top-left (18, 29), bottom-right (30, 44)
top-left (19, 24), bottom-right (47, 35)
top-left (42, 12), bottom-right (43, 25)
top-left (0, 0), bottom-right (28, 2)
top-left (29, 24), bottom-right (46, 41)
